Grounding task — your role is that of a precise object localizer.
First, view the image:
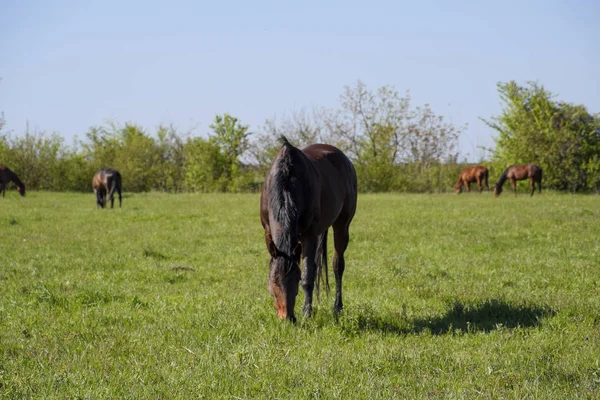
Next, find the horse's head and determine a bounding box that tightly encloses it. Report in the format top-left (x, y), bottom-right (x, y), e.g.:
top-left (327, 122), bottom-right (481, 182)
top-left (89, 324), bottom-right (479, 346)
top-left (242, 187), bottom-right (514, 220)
top-left (454, 183), bottom-right (462, 194)
top-left (493, 184), bottom-right (502, 197)
top-left (17, 185), bottom-right (25, 197)
top-left (267, 240), bottom-right (302, 323)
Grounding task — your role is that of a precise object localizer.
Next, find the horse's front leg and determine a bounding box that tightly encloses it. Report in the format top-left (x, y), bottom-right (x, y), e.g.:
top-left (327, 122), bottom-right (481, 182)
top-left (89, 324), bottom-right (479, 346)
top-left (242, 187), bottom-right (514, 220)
top-left (300, 236), bottom-right (318, 317)
top-left (95, 190), bottom-right (101, 208)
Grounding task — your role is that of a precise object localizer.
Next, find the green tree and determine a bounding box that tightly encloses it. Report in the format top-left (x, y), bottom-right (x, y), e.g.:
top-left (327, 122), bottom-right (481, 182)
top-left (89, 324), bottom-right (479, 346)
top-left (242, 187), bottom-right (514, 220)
top-left (255, 81), bottom-right (464, 192)
top-left (183, 137), bottom-right (227, 192)
top-left (485, 81), bottom-right (600, 192)
top-left (114, 124), bottom-right (162, 192)
top-left (210, 114), bottom-right (253, 191)
top-left (7, 131), bottom-right (64, 190)
top-left (155, 125), bottom-right (186, 192)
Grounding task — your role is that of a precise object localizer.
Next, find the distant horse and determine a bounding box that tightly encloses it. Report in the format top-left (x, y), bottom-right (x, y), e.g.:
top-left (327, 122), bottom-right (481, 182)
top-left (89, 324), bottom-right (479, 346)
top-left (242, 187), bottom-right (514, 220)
top-left (454, 165), bottom-right (489, 194)
top-left (92, 169), bottom-right (122, 208)
top-left (260, 136), bottom-right (357, 322)
top-left (494, 164), bottom-right (542, 197)
top-left (0, 166), bottom-right (26, 197)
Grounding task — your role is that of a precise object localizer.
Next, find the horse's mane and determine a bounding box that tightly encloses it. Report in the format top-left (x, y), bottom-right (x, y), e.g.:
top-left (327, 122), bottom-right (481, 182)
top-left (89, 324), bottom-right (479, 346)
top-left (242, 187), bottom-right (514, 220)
top-left (495, 164), bottom-right (515, 188)
top-left (269, 136), bottom-right (303, 255)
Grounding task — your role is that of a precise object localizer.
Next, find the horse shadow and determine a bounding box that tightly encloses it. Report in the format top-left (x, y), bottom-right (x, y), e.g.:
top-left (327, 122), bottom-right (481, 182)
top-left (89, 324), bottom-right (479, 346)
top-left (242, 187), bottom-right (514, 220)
top-left (338, 298), bottom-right (555, 336)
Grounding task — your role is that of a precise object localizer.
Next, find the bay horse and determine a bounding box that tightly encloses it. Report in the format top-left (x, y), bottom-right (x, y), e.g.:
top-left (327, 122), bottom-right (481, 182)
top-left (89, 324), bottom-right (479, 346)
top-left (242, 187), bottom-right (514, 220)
top-left (494, 164), bottom-right (542, 197)
top-left (0, 166), bottom-right (26, 197)
top-left (92, 168), bottom-right (122, 208)
top-left (454, 165), bottom-right (489, 194)
top-left (260, 136), bottom-right (357, 322)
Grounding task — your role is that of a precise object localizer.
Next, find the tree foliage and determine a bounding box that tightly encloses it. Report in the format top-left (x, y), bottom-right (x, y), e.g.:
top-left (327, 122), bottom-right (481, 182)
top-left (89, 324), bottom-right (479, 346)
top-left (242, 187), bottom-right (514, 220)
top-left (255, 81), bottom-right (464, 192)
top-left (485, 81), bottom-right (600, 192)
top-left (9, 80), bottom-right (596, 194)
top-left (0, 114), bottom-right (258, 193)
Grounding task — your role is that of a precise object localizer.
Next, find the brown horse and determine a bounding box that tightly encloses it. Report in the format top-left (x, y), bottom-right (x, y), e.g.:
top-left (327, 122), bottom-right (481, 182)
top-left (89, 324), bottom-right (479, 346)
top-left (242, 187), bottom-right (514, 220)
top-left (454, 165), bottom-right (489, 194)
top-left (260, 136), bottom-right (357, 322)
top-left (494, 164), bottom-right (542, 197)
top-left (0, 166), bottom-right (26, 197)
top-left (92, 168), bottom-right (122, 208)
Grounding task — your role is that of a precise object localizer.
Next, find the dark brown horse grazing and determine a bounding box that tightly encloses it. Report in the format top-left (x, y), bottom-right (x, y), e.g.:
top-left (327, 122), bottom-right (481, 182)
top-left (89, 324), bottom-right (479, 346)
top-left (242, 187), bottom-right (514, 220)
top-left (260, 136), bottom-right (357, 322)
top-left (0, 166), bottom-right (26, 197)
top-left (494, 164), bottom-right (542, 197)
top-left (92, 168), bottom-right (122, 208)
top-left (454, 165), bottom-right (489, 194)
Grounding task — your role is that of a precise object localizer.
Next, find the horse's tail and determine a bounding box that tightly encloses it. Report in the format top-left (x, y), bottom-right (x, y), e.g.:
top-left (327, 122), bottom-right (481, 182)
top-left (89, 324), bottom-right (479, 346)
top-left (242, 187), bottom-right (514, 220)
top-left (315, 229), bottom-right (329, 300)
top-left (115, 171), bottom-right (122, 206)
top-left (538, 168), bottom-right (542, 193)
top-left (108, 171), bottom-right (122, 206)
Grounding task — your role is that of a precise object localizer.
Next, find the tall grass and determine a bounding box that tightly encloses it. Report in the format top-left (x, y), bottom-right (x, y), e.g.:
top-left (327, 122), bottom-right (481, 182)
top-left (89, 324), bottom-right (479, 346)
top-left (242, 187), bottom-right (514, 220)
top-left (1, 191), bottom-right (599, 398)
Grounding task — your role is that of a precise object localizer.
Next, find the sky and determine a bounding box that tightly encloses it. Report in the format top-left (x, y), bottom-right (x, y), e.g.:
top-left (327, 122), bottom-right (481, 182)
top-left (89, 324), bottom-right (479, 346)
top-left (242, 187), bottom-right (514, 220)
top-left (1, 0), bottom-right (599, 161)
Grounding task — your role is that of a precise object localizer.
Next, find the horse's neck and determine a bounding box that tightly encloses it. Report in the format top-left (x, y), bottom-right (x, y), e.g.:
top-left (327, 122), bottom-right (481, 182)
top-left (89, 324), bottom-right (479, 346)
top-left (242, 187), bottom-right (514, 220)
top-left (496, 174), bottom-right (508, 187)
top-left (10, 172), bottom-right (23, 187)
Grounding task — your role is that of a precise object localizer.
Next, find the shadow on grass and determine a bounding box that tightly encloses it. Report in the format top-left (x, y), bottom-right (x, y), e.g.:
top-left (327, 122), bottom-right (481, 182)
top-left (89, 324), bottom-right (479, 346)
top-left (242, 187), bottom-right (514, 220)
top-left (339, 298), bottom-right (555, 336)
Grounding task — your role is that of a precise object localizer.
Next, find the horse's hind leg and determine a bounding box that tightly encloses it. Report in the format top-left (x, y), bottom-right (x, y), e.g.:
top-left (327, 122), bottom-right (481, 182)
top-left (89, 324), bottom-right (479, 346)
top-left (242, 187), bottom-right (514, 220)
top-left (108, 184), bottom-right (115, 208)
top-left (529, 177), bottom-right (535, 196)
top-left (332, 221), bottom-right (351, 313)
top-left (476, 177), bottom-right (483, 193)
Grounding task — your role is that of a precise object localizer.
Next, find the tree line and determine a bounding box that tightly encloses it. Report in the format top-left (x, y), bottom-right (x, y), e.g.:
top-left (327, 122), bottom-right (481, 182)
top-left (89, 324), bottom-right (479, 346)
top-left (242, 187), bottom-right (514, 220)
top-left (1, 80), bottom-right (598, 193)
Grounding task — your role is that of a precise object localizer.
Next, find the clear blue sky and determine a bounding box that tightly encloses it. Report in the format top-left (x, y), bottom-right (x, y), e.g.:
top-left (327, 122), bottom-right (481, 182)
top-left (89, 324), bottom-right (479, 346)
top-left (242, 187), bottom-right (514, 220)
top-left (1, 0), bottom-right (599, 161)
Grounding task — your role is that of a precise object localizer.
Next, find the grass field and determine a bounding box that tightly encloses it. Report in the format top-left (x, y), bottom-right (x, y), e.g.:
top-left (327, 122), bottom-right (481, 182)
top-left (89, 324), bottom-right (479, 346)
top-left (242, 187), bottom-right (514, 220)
top-left (1, 190), bottom-right (600, 399)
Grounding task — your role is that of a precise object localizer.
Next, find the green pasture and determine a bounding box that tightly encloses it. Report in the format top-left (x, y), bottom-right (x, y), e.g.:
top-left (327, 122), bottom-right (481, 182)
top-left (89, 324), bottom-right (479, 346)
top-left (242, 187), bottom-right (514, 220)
top-left (1, 190), bottom-right (599, 398)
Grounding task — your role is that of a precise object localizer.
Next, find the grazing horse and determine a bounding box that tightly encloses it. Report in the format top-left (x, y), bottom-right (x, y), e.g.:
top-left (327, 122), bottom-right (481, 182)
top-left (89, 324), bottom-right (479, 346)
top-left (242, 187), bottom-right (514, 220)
top-left (0, 166), bottom-right (26, 197)
top-left (260, 136), bottom-right (357, 322)
top-left (92, 168), bottom-right (122, 208)
top-left (494, 164), bottom-right (542, 197)
top-left (454, 165), bottom-right (489, 194)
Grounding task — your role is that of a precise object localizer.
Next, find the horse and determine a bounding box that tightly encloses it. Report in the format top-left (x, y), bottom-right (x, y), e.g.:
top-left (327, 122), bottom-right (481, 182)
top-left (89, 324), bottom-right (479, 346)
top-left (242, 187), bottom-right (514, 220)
top-left (0, 166), bottom-right (26, 197)
top-left (260, 136), bottom-right (357, 322)
top-left (454, 165), bottom-right (489, 194)
top-left (92, 168), bottom-right (122, 208)
top-left (494, 164), bottom-right (542, 197)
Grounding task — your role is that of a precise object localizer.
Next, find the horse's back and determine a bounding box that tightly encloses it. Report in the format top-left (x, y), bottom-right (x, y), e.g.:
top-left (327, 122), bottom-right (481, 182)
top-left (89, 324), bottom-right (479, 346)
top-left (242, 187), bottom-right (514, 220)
top-left (302, 143), bottom-right (357, 225)
top-left (93, 169), bottom-right (121, 189)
